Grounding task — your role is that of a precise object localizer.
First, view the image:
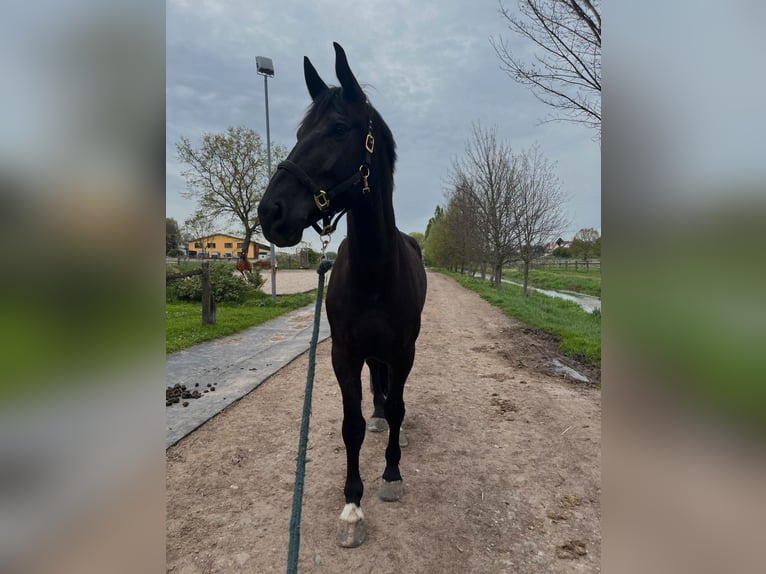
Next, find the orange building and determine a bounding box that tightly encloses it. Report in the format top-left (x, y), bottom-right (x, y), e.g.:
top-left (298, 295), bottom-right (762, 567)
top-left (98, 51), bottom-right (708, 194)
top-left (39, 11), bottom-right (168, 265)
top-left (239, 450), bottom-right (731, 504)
top-left (187, 233), bottom-right (270, 260)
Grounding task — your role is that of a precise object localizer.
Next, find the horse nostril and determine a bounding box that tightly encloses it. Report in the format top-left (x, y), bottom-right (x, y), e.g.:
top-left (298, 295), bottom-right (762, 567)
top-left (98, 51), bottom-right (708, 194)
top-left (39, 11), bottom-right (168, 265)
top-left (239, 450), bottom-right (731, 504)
top-left (260, 200), bottom-right (283, 223)
top-left (271, 201), bottom-right (283, 221)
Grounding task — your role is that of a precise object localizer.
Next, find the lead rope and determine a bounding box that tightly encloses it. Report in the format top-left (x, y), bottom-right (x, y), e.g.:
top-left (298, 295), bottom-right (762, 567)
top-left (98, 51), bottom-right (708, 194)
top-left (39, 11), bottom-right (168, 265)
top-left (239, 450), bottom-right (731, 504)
top-left (286, 236), bottom-right (332, 574)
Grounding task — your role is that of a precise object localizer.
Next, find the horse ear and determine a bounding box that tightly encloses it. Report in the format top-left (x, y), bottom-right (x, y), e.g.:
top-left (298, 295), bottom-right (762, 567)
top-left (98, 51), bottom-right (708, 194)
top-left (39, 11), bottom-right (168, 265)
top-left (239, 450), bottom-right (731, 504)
top-left (304, 56), bottom-right (328, 100)
top-left (333, 42), bottom-right (364, 102)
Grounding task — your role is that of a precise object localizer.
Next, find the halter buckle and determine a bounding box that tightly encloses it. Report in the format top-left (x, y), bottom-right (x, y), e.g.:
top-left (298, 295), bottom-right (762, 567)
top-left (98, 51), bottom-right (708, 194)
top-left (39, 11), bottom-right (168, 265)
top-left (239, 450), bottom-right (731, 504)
top-left (365, 133), bottom-right (375, 154)
top-left (313, 190), bottom-right (330, 211)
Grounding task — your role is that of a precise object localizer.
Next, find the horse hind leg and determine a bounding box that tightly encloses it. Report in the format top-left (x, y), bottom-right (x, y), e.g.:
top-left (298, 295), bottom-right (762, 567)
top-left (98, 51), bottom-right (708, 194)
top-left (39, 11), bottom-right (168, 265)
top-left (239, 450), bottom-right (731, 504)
top-left (366, 358), bottom-right (388, 433)
top-left (379, 390), bottom-right (405, 501)
top-left (378, 347), bottom-right (414, 502)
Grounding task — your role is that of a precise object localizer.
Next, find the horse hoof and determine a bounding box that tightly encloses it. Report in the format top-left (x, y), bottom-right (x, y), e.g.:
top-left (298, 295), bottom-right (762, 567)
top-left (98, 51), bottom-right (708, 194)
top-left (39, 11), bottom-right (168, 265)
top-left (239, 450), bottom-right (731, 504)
top-left (399, 429), bottom-right (408, 447)
top-left (368, 417), bottom-right (387, 432)
top-left (336, 504), bottom-right (366, 548)
top-left (379, 479), bottom-right (404, 502)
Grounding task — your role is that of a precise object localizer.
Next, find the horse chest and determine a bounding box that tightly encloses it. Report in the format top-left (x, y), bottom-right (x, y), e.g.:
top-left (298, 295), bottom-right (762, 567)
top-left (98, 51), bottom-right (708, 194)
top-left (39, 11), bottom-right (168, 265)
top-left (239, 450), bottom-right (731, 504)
top-left (327, 293), bottom-right (403, 347)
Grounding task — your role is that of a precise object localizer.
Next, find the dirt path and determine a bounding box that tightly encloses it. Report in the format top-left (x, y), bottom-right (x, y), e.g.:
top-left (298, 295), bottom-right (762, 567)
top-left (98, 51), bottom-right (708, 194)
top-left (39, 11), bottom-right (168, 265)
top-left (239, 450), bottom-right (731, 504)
top-left (166, 271), bottom-right (601, 573)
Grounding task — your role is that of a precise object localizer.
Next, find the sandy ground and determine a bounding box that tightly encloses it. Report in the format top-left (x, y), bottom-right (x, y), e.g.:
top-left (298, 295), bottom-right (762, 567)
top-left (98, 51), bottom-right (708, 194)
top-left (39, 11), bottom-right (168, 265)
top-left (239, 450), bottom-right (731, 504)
top-left (166, 271), bottom-right (601, 573)
top-left (259, 269), bottom-right (328, 295)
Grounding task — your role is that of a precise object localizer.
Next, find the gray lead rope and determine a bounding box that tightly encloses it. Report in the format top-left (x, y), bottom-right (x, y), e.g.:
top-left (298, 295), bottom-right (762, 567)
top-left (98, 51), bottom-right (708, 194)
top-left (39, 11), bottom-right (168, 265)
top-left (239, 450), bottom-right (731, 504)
top-left (286, 254), bottom-right (332, 574)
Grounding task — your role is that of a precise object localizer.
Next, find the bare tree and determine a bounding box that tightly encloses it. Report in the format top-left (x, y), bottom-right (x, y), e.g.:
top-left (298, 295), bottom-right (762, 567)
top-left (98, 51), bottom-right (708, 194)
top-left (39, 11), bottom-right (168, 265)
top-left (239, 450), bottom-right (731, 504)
top-left (176, 126), bottom-right (287, 258)
top-left (183, 211), bottom-right (216, 258)
top-left (491, 0), bottom-right (601, 132)
top-left (451, 124), bottom-right (519, 288)
top-left (513, 144), bottom-right (568, 295)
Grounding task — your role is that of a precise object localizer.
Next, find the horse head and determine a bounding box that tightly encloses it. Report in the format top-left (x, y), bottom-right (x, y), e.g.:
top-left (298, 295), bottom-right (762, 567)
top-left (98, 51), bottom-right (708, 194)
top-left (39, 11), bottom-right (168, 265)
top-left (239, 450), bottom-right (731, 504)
top-left (258, 42), bottom-right (392, 247)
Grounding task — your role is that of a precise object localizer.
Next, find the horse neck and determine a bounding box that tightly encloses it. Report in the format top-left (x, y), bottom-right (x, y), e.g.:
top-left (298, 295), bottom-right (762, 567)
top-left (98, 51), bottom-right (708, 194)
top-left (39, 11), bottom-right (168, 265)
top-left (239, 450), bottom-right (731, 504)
top-left (345, 170), bottom-right (397, 273)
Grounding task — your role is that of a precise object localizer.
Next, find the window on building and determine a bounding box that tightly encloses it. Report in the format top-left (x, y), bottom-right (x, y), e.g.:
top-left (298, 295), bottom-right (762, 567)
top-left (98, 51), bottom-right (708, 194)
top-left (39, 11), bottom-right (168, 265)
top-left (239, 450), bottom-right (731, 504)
top-left (224, 242), bottom-right (233, 248)
top-left (194, 242), bottom-right (202, 248)
top-left (207, 242), bottom-right (216, 248)
top-left (236, 242), bottom-right (244, 249)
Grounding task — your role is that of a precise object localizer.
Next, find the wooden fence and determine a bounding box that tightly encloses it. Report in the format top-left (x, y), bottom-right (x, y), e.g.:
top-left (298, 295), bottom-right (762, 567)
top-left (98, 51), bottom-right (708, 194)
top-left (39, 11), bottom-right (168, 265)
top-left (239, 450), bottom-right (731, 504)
top-left (527, 259), bottom-right (600, 271)
top-left (166, 261), bottom-right (216, 324)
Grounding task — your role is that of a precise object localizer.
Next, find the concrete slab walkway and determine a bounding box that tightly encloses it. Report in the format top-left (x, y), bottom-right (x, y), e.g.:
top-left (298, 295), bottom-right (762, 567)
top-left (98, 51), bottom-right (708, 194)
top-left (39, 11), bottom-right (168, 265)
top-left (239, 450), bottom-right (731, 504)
top-left (165, 304), bottom-right (330, 448)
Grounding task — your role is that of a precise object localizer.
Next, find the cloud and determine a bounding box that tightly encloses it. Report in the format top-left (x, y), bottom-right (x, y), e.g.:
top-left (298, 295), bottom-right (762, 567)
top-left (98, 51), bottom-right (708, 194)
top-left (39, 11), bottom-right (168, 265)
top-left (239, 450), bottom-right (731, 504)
top-left (166, 0), bottom-right (600, 245)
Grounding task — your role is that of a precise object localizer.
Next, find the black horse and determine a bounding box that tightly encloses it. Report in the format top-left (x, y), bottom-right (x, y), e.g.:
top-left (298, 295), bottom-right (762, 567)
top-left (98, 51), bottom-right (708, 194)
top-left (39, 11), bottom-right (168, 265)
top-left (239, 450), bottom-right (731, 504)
top-left (258, 43), bottom-right (427, 547)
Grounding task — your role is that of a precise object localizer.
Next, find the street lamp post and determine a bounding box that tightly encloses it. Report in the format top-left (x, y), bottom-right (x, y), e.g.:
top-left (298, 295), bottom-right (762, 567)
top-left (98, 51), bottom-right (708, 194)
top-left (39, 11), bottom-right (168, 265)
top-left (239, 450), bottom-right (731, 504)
top-left (256, 55), bottom-right (277, 300)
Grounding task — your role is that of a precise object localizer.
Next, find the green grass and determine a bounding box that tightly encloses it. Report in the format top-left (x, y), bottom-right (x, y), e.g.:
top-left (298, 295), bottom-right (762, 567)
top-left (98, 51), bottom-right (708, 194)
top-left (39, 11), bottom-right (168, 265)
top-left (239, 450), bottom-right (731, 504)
top-left (442, 270), bottom-right (601, 367)
top-left (504, 266), bottom-right (601, 297)
top-left (166, 291), bottom-right (315, 353)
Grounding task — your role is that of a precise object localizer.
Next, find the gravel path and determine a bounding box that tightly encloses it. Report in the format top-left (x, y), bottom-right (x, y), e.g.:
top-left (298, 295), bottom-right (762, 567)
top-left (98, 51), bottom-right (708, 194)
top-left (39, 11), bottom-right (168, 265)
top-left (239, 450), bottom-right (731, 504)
top-left (167, 271), bottom-right (601, 573)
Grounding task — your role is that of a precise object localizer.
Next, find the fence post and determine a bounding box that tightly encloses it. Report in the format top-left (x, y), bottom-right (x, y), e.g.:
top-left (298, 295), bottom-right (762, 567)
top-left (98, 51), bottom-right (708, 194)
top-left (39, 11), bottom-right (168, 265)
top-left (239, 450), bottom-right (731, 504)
top-left (201, 262), bottom-right (216, 324)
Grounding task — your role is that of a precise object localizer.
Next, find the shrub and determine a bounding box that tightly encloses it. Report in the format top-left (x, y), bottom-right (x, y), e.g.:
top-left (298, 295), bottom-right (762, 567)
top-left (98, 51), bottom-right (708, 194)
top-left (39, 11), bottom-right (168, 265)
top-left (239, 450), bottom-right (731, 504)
top-left (245, 267), bottom-right (265, 290)
top-left (173, 263), bottom-right (252, 303)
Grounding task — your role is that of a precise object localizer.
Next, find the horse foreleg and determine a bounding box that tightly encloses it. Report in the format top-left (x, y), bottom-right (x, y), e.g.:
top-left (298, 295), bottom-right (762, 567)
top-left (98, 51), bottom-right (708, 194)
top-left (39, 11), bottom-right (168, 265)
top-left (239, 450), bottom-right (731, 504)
top-left (379, 346), bottom-right (414, 502)
top-left (332, 347), bottom-right (367, 548)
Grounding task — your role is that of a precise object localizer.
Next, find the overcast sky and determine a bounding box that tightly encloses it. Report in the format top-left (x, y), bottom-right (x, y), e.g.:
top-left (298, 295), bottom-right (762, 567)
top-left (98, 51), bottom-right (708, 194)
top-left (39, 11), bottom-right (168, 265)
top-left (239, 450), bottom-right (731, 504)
top-left (166, 0), bottom-right (600, 251)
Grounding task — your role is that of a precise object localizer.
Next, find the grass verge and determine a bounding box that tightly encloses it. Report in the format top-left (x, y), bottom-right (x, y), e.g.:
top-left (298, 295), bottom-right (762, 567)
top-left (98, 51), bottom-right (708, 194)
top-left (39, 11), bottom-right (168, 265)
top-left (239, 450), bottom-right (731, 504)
top-left (166, 290), bottom-right (315, 353)
top-left (442, 270), bottom-right (601, 367)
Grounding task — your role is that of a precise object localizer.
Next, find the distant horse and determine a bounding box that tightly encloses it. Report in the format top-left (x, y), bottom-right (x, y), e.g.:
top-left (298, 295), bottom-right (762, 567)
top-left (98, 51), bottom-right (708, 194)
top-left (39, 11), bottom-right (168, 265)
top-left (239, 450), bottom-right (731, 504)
top-left (258, 43), bottom-right (427, 547)
top-left (235, 253), bottom-right (252, 279)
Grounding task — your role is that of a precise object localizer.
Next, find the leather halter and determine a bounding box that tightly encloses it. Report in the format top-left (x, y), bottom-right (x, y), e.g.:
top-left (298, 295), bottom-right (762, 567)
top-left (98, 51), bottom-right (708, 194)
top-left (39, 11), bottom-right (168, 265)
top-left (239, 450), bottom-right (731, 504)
top-left (276, 107), bottom-right (375, 237)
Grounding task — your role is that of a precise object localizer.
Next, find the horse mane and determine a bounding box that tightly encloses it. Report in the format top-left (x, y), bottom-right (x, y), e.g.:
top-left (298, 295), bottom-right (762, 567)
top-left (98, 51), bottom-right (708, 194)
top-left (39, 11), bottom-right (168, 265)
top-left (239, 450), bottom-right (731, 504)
top-left (297, 87), bottom-right (397, 175)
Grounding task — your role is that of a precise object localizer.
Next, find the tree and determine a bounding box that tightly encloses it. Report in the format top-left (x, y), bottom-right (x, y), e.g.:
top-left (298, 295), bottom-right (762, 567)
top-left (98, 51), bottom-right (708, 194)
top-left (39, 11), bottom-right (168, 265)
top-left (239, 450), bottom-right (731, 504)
top-left (408, 232), bottom-right (425, 251)
top-left (442, 185), bottom-right (487, 275)
top-left (570, 227), bottom-right (600, 260)
top-left (512, 144), bottom-right (568, 295)
top-left (183, 211), bottom-right (216, 258)
top-left (450, 124), bottom-right (519, 288)
top-left (423, 205), bottom-right (449, 268)
top-left (491, 0), bottom-right (601, 133)
top-left (166, 217), bottom-right (182, 257)
top-left (176, 126), bottom-right (287, 258)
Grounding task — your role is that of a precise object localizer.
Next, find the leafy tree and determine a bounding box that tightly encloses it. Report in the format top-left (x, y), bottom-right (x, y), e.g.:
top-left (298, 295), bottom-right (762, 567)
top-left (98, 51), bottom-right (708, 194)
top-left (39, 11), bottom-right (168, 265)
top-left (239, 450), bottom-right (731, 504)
top-left (423, 206), bottom-right (445, 267)
top-left (424, 205), bottom-right (444, 240)
top-left (408, 232), bottom-right (425, 251)
top-left (492, 0), bottom-right (601, 133)
top-left (176, 126), bottom-right (287, 258)
top-left (570, 227), bottom-right (600, 260)
top-left (166, 217), bottom-right (182, 256)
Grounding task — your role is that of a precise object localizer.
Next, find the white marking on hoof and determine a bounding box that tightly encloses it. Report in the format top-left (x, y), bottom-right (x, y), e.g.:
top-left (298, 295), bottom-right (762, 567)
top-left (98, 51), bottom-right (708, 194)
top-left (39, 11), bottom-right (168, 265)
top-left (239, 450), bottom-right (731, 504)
top-left (336, 503), bottom-right (366, 547)
top-left (368, 417), bottom-right (387, 432)
top-left (378, 479), bottom-right (404, 502)
top-left (339, 503), bottom-right (364, 523)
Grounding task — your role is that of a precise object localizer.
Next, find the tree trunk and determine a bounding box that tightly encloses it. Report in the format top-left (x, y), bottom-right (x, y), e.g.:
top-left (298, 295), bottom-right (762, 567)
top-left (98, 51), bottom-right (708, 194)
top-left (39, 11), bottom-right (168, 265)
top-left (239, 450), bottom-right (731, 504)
top-left (241, 228), bottom-right (253, 258)
top-left (493, 262), bottom-right (503, 288)
top-left (522, 261), bottom-right (530, 297)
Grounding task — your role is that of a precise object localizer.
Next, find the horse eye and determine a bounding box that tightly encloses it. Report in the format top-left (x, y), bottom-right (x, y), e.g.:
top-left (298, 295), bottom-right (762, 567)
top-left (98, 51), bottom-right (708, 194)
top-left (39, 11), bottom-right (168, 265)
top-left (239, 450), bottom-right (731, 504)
top-left (333, 123), bottom-right (348, 136)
